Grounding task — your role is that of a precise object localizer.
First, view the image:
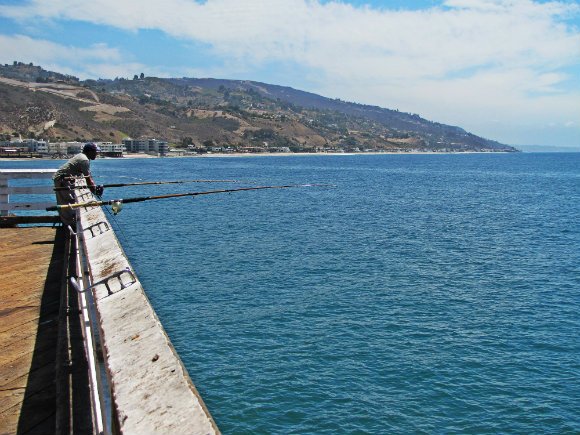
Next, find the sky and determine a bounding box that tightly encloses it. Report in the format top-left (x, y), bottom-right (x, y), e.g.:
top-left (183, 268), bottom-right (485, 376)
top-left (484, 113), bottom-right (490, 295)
top-left (0, 0), bottom-right (579, 147)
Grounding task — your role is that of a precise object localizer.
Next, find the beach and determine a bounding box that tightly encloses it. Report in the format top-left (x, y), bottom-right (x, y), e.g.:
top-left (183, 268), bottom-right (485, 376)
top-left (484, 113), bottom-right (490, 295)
top-left (0, 150), bottom-right (515, 162)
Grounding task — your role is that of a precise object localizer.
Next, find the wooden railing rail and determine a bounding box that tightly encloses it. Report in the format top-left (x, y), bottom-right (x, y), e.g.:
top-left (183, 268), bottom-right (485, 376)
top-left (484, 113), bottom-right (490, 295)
top-left (0, 169), bottom-right (58, 216)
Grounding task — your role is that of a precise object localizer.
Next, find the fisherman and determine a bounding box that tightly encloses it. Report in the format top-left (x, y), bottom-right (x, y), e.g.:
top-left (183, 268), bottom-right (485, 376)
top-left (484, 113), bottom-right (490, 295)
top-left (52, 143), bottom-right (104, 225)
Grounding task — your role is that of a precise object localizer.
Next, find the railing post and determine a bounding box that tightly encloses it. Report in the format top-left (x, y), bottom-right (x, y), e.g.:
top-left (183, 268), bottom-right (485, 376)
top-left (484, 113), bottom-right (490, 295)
top-left (0, 173), bottom-right (9, 216)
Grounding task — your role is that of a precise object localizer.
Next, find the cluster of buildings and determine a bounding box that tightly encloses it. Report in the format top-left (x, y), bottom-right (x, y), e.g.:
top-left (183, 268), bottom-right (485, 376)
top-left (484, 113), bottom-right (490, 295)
top-left (0, 138), bottom-right (169, 158)
top-left (188, 144), bottom-right (292, 154)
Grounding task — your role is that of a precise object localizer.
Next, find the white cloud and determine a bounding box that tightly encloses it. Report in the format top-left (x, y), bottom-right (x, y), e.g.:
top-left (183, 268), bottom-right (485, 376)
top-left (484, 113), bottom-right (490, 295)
top-left (0, 34), bottom-right (149, 79)
top-left (3, 0), bottom-right (578, 81)
top-left (1, 0), bottom-right (579, 145)
top-left (0, 34), bottom-right (121, 63)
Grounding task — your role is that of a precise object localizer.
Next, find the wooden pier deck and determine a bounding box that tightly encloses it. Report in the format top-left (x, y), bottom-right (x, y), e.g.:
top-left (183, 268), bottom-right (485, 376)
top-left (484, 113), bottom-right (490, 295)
top-left (0, 227), bottom-right (68, 434)
top-left (0, 170), bottom-right (219, 434)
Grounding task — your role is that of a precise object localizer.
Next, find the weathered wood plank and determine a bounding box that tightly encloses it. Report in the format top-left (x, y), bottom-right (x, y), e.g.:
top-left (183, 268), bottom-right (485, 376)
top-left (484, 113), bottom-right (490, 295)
top-left (0, 388), bottom-right (25, 415)
top-left (0, 186), bottom-right (55, 195)
top-left (0, 320), bottom-right (58, 367)
top-left (0, 307), bottom-right (40, 334)
top-left (0, 323), bottom-right (40, 352)
top-left (1, 202), bottom-right (56, 211)
top-left (0, 215), bottom-right (60, 227)
top-left (0, 227), bottom-right (62, 435)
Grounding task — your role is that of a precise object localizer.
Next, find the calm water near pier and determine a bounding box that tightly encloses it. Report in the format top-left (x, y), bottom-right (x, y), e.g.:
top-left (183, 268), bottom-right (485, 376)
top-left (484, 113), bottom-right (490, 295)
top-left (4, 153), bottom-right (579, 433)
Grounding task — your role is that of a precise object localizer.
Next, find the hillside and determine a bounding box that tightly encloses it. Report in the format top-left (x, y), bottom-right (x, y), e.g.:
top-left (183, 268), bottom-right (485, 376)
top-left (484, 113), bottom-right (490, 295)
top-left (0, 63), bottom-right (516, 153)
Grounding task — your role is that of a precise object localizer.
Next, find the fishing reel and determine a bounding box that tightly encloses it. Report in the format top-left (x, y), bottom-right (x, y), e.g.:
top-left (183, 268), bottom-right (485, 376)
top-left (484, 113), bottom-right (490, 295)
top-left (111, 200), bottom-right (124, 215)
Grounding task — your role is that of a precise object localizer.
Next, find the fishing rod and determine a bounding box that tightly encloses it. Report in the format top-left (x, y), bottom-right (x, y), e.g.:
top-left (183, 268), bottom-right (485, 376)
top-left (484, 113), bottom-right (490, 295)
top-left (54, 179), bottom-right (238, 191)
top-left (47, 184), bottom-right (332, 214)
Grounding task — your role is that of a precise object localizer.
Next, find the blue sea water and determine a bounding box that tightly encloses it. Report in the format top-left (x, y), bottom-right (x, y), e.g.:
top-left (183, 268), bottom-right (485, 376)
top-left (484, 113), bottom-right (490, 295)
top-left (3, 153), bottom-right (580, 433)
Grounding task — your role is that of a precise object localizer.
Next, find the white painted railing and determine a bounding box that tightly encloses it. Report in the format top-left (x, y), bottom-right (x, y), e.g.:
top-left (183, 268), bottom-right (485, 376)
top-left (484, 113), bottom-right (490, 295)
top-left (68, 213), bottom-right (109, 434)
top-left (69, 183), bottom-right (219, 434)
top-left (0, 169), bottom-right (57, 216)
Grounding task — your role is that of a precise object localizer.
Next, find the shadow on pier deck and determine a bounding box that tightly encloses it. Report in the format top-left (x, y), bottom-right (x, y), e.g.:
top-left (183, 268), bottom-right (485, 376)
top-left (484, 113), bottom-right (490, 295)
top-left (0, 227), bottom-right (91, 434)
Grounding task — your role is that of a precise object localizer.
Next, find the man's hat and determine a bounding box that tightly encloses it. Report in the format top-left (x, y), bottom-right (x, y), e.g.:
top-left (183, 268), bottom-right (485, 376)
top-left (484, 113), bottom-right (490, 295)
top-left (83, 142), bottom-right (101, 153)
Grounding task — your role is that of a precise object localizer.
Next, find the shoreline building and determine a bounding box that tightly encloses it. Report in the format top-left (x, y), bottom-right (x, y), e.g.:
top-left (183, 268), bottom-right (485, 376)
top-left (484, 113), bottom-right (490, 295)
top-left (122, 138), bottom-right (169, 156)
top-left (96, 141), bottom-right (124, 157)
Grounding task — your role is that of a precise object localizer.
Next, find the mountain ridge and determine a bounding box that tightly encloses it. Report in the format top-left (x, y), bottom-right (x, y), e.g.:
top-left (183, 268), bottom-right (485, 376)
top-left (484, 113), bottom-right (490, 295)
top-left (0, 62), bottom-right (516, 153)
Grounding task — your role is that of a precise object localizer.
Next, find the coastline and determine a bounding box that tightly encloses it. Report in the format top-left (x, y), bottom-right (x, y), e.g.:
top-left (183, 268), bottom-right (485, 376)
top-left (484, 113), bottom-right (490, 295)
top-left (0, 150), bottom-right (516, 161)
top-left (113, 150), bottom-right (515, 159)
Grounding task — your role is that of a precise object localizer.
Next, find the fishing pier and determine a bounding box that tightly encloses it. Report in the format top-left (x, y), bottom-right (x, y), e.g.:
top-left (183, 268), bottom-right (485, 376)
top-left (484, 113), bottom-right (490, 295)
top-left (0, 169), bottom-right (219, 434)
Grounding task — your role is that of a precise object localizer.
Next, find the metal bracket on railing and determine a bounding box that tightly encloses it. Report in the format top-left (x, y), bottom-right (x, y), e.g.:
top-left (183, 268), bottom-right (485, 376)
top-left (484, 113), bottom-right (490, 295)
top-left (76, 190), bottom-right (92, 200)
top-left (80, 205), bottom-right (97, 213)
top-left (75, 191), bottom-right (94, 208)
top-left (83, 221), bottom-right (111, 238)
top-left (68, 220), bottom-right (110, 239)
top-left (69, 267), bottom-right (137, 297)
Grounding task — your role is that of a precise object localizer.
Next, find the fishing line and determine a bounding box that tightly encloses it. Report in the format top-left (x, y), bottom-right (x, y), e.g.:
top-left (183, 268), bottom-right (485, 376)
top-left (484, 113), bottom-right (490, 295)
top-left (98, 194), bottom-right (130, 244)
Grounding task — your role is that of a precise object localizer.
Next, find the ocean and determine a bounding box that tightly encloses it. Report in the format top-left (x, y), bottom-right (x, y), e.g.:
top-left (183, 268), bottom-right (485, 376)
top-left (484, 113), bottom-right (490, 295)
top-left (3, 153), bottom-right (579, 433)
